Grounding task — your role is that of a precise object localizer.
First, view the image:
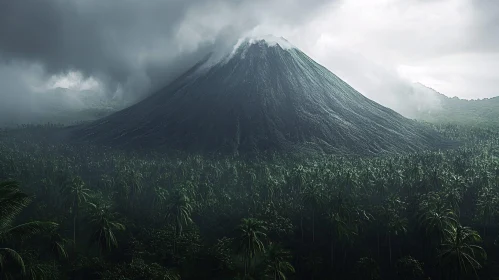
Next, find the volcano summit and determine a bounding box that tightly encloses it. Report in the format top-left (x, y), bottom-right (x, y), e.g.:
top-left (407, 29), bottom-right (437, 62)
top-left (72, 35), bottom-right (445, 155)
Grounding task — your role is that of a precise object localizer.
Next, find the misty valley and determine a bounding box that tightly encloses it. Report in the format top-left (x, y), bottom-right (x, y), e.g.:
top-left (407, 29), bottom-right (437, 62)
top-left (1, 35), bottom-right (499, 280)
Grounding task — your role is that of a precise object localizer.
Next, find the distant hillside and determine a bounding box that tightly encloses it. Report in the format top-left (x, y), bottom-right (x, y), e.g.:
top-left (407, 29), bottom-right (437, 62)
top-left (411, 84), bottom-right (499, 127)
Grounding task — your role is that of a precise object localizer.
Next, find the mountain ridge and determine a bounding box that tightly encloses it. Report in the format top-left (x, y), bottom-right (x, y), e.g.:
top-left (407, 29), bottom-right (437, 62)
top-left (408, 84), bottom-right (499, 127)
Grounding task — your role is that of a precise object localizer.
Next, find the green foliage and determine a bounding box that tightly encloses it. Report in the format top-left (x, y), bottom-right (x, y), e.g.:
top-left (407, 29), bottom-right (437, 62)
top-left (166, 190), bottom-right (193, 237)
top-left (0, 180), bottom-right (59, 279)
top-left (0, 124), bottom-right (499, 279)
top-left (415, 95), bottom-right (499, 128)
top-left (87, 203), bottom-right (126, 254)
top-left (0, 181), bottom-right (32, 231)
top-left (439, 224), bottom-right (486, 278)
top-left (264, 243), bottom-right (295, 280)
top-left (396, 256), bottom-right (425, 280)
top-left (100, 258), bottom-right (180, 280)
top-left (235, 218), bottom-right (268, 276)
top-left (418, 192), bottom-right (458, 242)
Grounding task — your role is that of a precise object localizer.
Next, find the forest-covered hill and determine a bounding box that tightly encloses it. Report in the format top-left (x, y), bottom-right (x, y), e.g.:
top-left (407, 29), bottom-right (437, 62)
top-left (409, 84), bottom-right (499, 127)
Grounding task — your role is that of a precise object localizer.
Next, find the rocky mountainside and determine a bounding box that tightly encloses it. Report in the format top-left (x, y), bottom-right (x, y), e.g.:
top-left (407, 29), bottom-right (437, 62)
top-left (70, 36), bottom-right (447, 155)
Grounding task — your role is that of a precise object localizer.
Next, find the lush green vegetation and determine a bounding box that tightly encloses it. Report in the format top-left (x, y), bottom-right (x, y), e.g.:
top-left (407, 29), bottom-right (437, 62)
top-left (414, 88), bottom-right (499, 128)
top-left (1, 124), bottom-right (499, 279)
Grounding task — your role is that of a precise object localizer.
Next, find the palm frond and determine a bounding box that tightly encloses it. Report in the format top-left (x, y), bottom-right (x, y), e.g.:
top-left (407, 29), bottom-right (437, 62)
top-left (25, 262), bottom-right (58, 280)
top-left (0, 191), bottom-right (32, 231)
top-left (0, 247), bottom-right (26, 276)
top-left (0, 181), bottom-right (22, 196)
top-left (53, 240), bottom-right (68, 260)
top-left (163, 269), bottom-right (181, 280)
top-left (1, 221), bottom-right (58, 243)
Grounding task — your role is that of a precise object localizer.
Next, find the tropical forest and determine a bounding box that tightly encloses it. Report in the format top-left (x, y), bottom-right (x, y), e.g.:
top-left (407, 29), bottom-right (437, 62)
top-left (0, 122), bottom-right (498, 280)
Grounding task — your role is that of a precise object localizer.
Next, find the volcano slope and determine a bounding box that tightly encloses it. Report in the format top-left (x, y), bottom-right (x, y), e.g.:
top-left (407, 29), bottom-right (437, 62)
top-left (71, 36), bottom-right (447, 155)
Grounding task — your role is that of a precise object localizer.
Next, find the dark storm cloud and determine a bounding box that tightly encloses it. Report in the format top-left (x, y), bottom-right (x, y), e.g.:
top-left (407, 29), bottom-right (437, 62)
top-left (0, 0), bottom-right (331, 98)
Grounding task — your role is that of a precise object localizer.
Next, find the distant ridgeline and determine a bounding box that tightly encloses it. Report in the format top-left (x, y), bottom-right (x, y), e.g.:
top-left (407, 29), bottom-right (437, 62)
top-left (408, 84), bottom-right (499, 127)
top-left (69, 35), bottom-right (449, 155)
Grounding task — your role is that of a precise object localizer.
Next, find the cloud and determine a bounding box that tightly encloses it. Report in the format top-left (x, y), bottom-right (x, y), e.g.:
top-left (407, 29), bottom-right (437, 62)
top-left (293, 0), bottom-right (499, 101)
top-left (0, 0), bottom-right (498, 124)
top-left (0, 0), bottom-right (331, 94)
top-left (0, 0), bottom-right (332, 123)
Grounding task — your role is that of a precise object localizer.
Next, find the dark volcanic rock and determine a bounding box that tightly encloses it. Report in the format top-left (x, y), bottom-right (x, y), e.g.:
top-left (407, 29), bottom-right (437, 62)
top-left (71, 36), bottom-right (446, 155)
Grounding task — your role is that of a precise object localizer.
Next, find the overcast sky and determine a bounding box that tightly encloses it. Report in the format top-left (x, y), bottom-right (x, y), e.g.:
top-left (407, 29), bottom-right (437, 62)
top-left (0, 0), bottom-right (498, 122)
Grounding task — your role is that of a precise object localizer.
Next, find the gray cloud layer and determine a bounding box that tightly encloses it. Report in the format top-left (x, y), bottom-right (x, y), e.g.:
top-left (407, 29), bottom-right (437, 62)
top-left (0, 0), bottom-right (331, 123)
top-left (0, 0), bottom-right (330, 93)
top-left (0, 0), bottom-right (498, 124)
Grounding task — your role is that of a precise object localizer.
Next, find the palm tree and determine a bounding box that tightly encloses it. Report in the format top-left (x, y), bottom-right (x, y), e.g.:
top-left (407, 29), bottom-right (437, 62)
top-left (476, 185), bottom-right (498, 237)
top-left (24, 261), bottom-right (59, 280)
top-left (60, 176), bottom-right (92, 250)
top-left (439, 224), bottom-right (486, 280)
top-left (418, 197), bottom-right (458, 241)
top-left (87, 203), bottom-right (126, 255)
top-left (48, 232), bottom-right (69, 260)
top-left (302, 187), bottom-right (324, 244)
top-left (387, 214), bottom-right (407, 267)
top-left (235, 218), bottom-right (268, 277)
top-left (264, 243), bottom-right (295, 280)
top-left (444, 174), bottom-right (466, 216)
top-left (384, 196), bottom-right (408, 267)
top-left (418, 193), bottom-right (458, 260)
top-left (396, 256), bottom-right (425, 280)
top-left (326, 210), bottom-right (351, 269)
top-left (118, 169), bottom-right (144, 209)
top-left (166, 189), bottom-right (193, 254)
top-left (0, 181), bottom-right (58, 277)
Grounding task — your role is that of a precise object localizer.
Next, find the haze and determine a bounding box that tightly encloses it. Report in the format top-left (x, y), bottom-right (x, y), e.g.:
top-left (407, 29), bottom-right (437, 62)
top-left (1, 0), bottom-right (498, 123)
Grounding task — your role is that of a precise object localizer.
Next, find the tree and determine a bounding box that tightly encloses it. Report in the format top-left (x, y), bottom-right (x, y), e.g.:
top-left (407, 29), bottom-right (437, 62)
top-left (396, 256), bottom-right (426, 280)
top-left (385, 196), bottom-right (408, 267)
top-left (99, 258), bottom-right (180, 280)
top-left (443, 174), bottom-right (465, 216)
top-left (326, 209), bottom-right (352, 269)
top-left (60, 176), bottom-right (92, 250)
top-left (418, 192), bottom-right (458, 253)
top-left (235, 218), bottom-right (268, 277)
top-left (0, 181), bottom-right (58, 278)
top-left (264, 243), bottom-right (295, 280)
top-left (48, 232), bottom-right (69, 260)
top-left (387, 215), bottom-right (407, 267)
top-left (166, 189), bottom-right (193, 255)
top-left (439, 224), bottom-right (486, 280)
top-left (302, 186), bottom-right (324, 244)
top-left (87, 203), bottom-right (126, 255)
top-left (475, 185), bottom-right (498, 237)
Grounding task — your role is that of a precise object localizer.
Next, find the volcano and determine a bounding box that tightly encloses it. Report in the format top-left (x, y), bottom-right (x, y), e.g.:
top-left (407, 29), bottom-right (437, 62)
top-left (71, 36), bottom-right (445, 155)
